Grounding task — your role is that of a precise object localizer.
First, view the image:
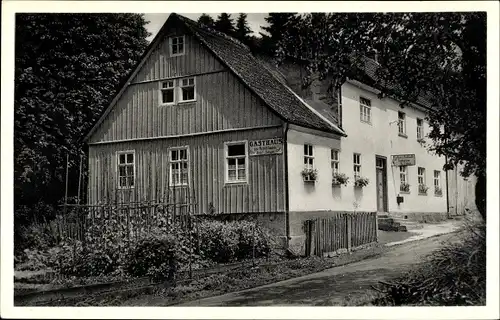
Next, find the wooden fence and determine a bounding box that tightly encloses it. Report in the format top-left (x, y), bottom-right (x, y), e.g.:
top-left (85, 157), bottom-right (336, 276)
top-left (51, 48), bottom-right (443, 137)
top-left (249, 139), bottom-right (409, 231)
top-left (304, 212), bottom-right (378, 257)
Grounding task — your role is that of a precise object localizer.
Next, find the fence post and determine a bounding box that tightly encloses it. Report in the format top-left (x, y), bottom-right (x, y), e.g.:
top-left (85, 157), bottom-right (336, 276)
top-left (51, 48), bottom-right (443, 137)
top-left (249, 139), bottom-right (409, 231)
top-left (346, 214), bottom-right (352, 252)
top-left (375, 212), bottom-right (379, 243)
top-left (252, 222), bottom-right (256, 268)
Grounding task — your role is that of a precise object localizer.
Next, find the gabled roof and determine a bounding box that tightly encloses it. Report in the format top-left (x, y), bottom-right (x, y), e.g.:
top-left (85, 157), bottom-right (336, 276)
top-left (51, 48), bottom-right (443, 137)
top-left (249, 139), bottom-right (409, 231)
top-left (84, 13), bottom-right (346, 142)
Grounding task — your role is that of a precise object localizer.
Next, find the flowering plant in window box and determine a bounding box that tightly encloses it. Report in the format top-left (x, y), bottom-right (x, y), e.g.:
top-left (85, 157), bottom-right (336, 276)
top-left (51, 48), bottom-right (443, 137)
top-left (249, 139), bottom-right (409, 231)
top-left (354, 176), bottom-right (369, 188)
top-left (418, 184), bottom-right (429, 195)
top-left (400, 182), bottom-right (411, 193)
top-left (301, 168), bottom-right (318, 182)
top-left (435, 186), bottom-right (443, 196)
top-left (332, 173), bottom-right (349, 186)
top-left (417, 138), bottom-right (426, 145)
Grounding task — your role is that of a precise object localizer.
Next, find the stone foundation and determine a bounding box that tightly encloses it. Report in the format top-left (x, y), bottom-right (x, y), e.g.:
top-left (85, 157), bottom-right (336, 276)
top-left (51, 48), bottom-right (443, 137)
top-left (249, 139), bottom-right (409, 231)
top-left (388, 211), bottom-right (449, 223)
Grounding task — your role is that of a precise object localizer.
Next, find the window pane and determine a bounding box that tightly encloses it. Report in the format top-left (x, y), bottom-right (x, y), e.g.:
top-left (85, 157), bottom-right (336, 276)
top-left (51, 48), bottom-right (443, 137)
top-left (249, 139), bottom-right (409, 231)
top-left (162, 89), bottom-right (174, 103)
top-left (171, 150), bottom-right (178, 161)
top-left (237, 169), bottom-right (245, 179)
top-left (119, 177), bottom-right (127, 187)
top-left (304, 144), bottom-right (308, 155)
top-left (178, 43), bottom-right (184, 53)
top-left (172, 37), bottom-right (178, 45)
top-left (181, 172), bottom-right (188, 184)
top-left (119, 154), bottom-right (126, 164)
top-left (179, 149), bottom-right (187, 160)
top-left (228, 144), bottom-right (245, 156)
top-left (182, 87), bottom-right (194, 100)
top-left (126, 165), bottom-right (133, 176)
top-left (119, 166), bottom-right (126, 177)
top-left (228, 158), bottom-right (236, 166)
top-left (126, 154), bottom-right (133, 163)
top-left (228, 169), bottom-right (237, 180)
top-left (127, 176), bottom-right (134, 187)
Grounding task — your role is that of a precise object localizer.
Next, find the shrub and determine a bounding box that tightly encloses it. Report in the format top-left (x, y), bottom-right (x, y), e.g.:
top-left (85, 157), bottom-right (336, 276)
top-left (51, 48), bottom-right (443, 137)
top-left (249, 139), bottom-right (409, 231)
top-left (233, 221), bottom-right (272, 260)
top-left (126, 233), bottom-right (178, 281)
top-left (15, 222), bottom-right (58, 259)
top-left (197, 220), bottom-right (239, 263)
top-left (372, 222), bottom-right (485, 306)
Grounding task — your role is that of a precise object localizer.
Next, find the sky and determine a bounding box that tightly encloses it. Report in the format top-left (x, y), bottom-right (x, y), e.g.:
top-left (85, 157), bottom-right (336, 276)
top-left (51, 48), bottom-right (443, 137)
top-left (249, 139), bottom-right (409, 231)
top-left (143, 13), bottom-right (269, 41)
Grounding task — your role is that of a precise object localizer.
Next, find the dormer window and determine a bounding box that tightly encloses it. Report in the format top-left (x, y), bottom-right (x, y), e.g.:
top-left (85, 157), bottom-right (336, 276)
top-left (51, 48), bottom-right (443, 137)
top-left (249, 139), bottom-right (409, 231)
top-left (170, 36), bottom-right (185, 56)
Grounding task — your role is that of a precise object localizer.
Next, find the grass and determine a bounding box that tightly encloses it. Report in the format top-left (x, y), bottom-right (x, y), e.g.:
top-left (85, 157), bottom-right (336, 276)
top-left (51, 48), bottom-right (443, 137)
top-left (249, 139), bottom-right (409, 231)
top-left (368, 219), bottom-right (486, 306)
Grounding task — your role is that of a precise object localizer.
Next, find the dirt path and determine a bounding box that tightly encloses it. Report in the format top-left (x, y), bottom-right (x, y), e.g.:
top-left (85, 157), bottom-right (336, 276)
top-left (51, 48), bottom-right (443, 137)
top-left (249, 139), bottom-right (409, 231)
top-left (176, 232), bottom-right (459, 306)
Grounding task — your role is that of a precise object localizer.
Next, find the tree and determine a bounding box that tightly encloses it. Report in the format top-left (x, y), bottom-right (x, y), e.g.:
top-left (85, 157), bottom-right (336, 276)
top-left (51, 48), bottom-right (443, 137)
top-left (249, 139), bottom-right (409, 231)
top-left (235, 13), bottom-right (252, 43)
top-left (277, 12), bottom-right (486, 219)
top-left (198, 13), bottom-right (215, 28)
top-left (259, 13), bottom-right (298, 55)
top-left (15, 13), bottom-right (150, 224)
top-left (214, 13), bottom-right (235, 36)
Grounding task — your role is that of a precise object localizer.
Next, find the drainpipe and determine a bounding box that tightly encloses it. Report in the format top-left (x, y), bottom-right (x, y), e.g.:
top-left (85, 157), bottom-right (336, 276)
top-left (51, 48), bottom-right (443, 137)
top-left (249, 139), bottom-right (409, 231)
top-left (283, 122), bottom-right (290, 248)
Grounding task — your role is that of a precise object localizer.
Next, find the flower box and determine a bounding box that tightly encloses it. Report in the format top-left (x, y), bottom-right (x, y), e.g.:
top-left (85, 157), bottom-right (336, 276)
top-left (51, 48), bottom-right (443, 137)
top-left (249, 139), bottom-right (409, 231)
top-left (354, 176), bottom-right (369, 188)
top-left (301, 168), bottom-right (318, 182)
top-left (418, 184), bottom-right (429, 195)
top-left (400, 182), bottom-right (410, 193)
top-left (435, 186), bottom-right (443, 196)
top-left (332, 173), bottom-right (349, 186)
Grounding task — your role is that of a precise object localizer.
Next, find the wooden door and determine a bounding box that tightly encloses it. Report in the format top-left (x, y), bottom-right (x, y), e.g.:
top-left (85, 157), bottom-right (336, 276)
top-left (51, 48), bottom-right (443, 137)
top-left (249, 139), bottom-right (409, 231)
top-left (375, 157), bottom-right (388, 212)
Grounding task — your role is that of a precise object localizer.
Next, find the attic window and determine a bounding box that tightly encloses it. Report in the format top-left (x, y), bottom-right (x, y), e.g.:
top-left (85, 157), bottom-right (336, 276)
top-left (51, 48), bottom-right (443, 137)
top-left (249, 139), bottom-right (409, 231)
top-left (180, 77), bottom-right (195, 102)
top-left (170, 36), bottom-right (185, 56)
top-left (161, 80), bottom-right (175, 104)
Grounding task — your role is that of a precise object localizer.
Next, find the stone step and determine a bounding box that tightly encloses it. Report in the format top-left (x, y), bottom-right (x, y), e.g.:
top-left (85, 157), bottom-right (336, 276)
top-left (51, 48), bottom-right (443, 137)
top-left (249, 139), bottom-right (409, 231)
top-left (391, 218), bottom-right (424, 230)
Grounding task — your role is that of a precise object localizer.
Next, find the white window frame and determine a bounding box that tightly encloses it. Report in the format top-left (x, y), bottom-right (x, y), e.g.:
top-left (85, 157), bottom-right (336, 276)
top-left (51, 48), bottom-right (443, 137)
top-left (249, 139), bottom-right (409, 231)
top-left (417, 118), bottom-right (424, 140)
top-left (304, 144), bottom-right (314, 170)
top-left (359, 97), bottom-right (372, 124)
top-left (418, 167), bottom-right (426, 186)
top-left (116, 150), bottom-right (135, 189)
top-left (168, 146), bottom-right (190, 187)
top-left (399, 165), bottom-right (408, 192)
top-left (160, 80), bottom-right (176, 105)
top-left (398, 111), bottom-right (407, 136)
top-left (353, 153), bottom-right (361, 178)
top-left (179, 77), bottom-right (196, 103)
top-left (434, 170), bottom-right (441, 190)
top-left (224, 140), bottom-right (248, 184)
top-left (169, 35), bottom-right (185, 57)
top-left (331, 149), bottom-right (340, 174)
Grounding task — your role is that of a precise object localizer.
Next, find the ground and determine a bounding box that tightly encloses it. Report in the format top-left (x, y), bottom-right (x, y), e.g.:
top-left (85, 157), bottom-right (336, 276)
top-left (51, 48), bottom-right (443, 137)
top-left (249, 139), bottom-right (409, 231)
top-left (173, 232), bottom-right (460, 306)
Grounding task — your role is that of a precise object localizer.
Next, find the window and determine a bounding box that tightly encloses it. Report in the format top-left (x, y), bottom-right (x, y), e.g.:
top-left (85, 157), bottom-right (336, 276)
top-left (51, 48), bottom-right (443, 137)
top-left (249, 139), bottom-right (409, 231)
top-left (169, 147), bottom-right (189, 186)
top-left (331, 149), bottom-right (340, 174)
top-left (117, 151), bottom-right (135, 189)
top-left (359, 97), bottom-right (372, 123)
top-left (399, 166), bottom-right (408, 192)
top-left (353, 153), bottom-right (361, 178)
top-left (304, 144), bottom-right (314, 169)
top-left (418, 167), bottom-right (426, 185)
top-left (180, 77), bottom-right (195, 102)
top-left (417, 118), bottom-right (424, 140)
top-left (434, 170), bottom-right (442, 195)
top-left (398, 111), bottom-right (406, 136)
top-left (161, 80), bottom-right (175, 104)
top-left (170, 36), bottom-right (185, 56)
top-left (225, 142), bottom-right (248, 183)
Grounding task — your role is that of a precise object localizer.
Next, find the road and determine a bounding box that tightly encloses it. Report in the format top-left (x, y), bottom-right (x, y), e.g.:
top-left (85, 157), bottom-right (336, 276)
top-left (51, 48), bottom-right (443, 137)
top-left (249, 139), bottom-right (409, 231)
top-left (175, 232), bottom-right (459, 306)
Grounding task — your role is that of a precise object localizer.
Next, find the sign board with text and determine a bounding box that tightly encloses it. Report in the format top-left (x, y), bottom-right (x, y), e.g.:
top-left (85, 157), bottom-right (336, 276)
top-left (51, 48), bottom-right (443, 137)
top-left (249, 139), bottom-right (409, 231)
top-left (391, 154), bottom-right (416, 166)
top-left (249, 138), bottom-right (284, 156)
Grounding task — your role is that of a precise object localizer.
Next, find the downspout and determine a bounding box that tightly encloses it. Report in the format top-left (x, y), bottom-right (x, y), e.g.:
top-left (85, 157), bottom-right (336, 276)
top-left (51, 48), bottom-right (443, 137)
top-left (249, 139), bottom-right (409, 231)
top-left (283, 122), bottom-right (291, 248)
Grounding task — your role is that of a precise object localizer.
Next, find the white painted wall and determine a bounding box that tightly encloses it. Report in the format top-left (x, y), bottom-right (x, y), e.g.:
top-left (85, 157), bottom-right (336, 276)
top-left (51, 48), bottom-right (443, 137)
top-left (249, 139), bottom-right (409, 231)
top-left (287, 81), bottom-right (447, 214)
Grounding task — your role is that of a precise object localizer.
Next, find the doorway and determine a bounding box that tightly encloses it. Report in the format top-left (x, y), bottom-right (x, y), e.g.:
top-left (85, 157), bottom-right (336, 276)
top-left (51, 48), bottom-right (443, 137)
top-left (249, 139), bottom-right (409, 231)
top-left (375, 156), bottom-right (388, 212)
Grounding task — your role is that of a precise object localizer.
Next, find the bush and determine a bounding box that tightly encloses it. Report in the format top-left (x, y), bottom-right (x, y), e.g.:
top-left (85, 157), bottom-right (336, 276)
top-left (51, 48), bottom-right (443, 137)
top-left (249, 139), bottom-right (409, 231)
top-left (126, 233), bottom-right (178, 281)
top-left (15, 222), bottom-right (58, 260)
top-left (372, 222), bottom-right (486, 306)
top-left (197, 220), bottom-right (239, 263)
top-left (197, 220), bottom-right (273, 263)
top-left (233, 221), bottom-right (272, 260)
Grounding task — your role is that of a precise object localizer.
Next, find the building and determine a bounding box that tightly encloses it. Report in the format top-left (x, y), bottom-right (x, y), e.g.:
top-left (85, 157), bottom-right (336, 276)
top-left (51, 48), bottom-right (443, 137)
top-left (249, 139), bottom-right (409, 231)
top-left (84, 13), bottom-right (455, 252)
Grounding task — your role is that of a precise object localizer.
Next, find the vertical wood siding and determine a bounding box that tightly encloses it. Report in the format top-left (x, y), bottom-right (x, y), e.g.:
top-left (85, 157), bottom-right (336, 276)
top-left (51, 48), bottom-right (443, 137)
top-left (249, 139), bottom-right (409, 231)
top-left (90, 70), bottom-right (282, 143)
top-left (88, 127), bottom-right (286, 214)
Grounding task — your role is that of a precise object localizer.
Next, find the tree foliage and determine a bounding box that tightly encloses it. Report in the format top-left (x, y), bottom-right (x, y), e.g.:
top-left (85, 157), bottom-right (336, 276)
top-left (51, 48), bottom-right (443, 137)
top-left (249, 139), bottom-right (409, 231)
top-left (214, 13), bottom-right (235, 36)
top-left (276, 12), bottom-right (486, 217)
top-left (15, 13), bottom-right (150, 224)
top-left (197, 13), bottom-right (215, 28)
top-left (235, 13), bottom-right (252, 43)
top-left (259, 13), bottom-right (298, 56)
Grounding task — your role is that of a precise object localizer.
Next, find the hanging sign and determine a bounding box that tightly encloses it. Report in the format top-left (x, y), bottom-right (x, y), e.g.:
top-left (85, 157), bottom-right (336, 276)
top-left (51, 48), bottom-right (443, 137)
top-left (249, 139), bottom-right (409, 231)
top-left (391, 154), bottom-right (416, 166)
top-left (249, 138), bottom-right (284, 156)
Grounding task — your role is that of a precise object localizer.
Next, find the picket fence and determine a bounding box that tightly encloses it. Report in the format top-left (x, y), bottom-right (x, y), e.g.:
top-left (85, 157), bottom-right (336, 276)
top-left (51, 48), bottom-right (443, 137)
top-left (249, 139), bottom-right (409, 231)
top-left (304, 212), bottom-right (378, 257)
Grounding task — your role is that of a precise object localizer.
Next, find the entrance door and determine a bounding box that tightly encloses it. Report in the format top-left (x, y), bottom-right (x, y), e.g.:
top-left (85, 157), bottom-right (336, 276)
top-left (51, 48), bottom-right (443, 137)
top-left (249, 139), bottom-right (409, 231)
top-left (375, 156), bottom-right (388, 212)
